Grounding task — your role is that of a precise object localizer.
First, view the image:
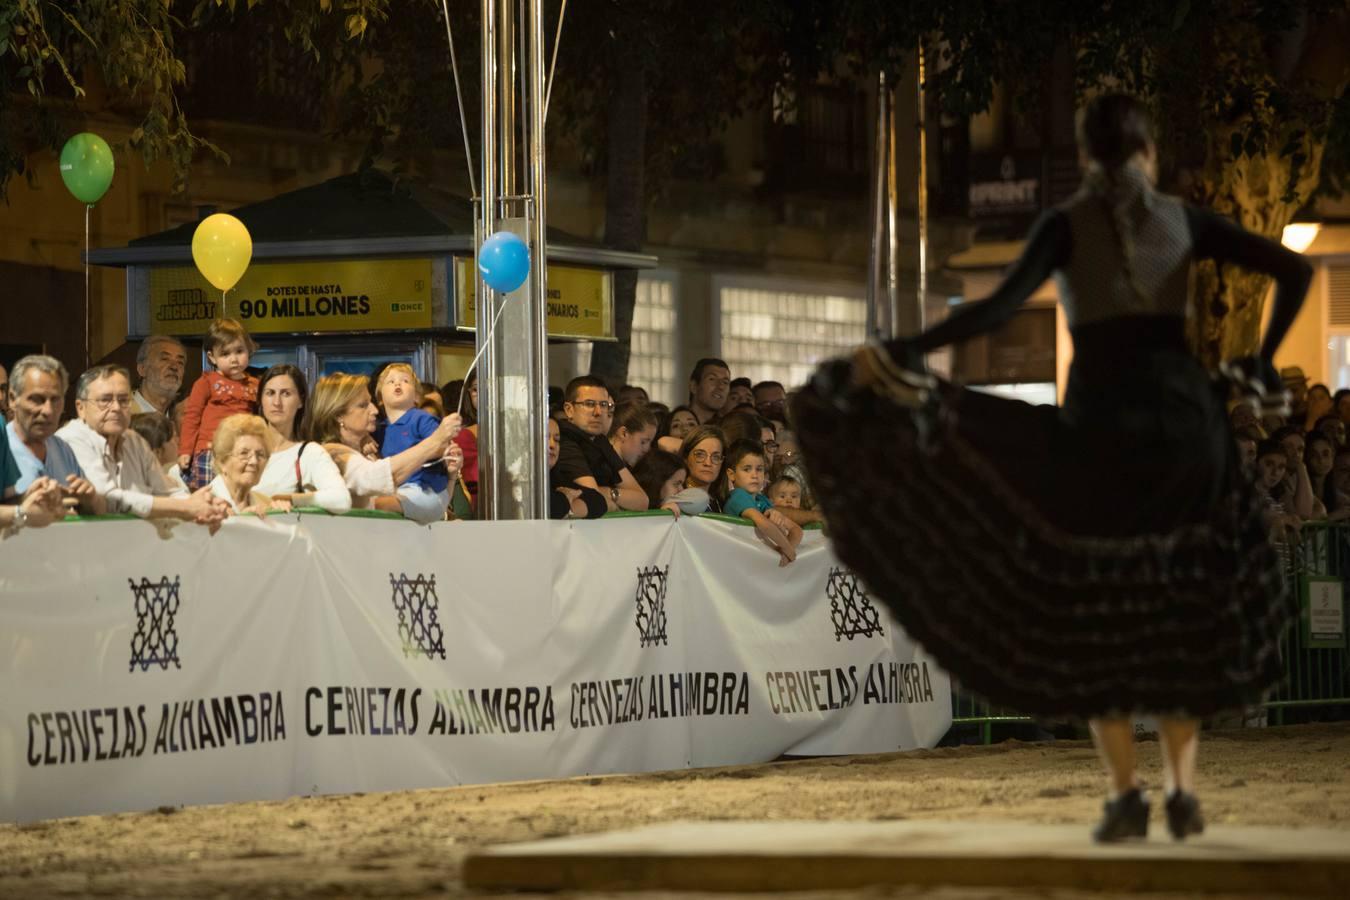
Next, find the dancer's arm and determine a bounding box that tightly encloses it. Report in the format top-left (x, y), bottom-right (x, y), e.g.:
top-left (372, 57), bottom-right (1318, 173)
top-left (1187, 208), bottom-right (1312, 361)
top-left (1289, 460), bottom-right (1316, 519)
top-left (891, 210), bottom-right (1069, 356)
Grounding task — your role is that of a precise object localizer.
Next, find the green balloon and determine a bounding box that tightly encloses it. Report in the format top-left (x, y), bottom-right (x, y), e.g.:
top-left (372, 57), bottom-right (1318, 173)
top-left (59, 133), bottom-right (115, 205)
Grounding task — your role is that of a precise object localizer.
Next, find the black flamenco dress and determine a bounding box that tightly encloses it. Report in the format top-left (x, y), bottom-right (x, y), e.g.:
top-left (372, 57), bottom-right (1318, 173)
top-left (794, 168), bottom-right (1312, 719)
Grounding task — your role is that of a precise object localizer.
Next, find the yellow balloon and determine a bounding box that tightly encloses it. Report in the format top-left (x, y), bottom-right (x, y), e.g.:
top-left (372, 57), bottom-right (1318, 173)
top-left (191, 213), bottom-right (253, 292)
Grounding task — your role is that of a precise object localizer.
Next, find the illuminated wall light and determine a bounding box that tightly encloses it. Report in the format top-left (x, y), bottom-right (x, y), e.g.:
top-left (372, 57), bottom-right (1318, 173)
top-left (1281, 223), bottom-right (1321, 253)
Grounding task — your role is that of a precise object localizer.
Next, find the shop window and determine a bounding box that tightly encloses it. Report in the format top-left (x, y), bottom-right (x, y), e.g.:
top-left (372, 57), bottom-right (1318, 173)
top-left (950, 305), bottom-right (1056, 385)
top-left (627, 273), bottom-right (680, 405)
top-left (717, 279), bottom-right (867, 389)
top-left (1326, 266), bottom-right (1350, 390)
top-left (766, 85), bottom-right (868, 190)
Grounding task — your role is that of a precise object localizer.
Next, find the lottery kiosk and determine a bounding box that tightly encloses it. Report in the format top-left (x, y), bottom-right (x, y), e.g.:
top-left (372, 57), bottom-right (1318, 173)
top-left (89, 171), bottom-right (656, 385)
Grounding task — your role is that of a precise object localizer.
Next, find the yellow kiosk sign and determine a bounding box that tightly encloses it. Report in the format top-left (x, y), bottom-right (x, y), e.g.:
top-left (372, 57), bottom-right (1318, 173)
top-left (148, 258), bottom-right (434, 335)
top-left (455, 258), bottom-right (612, 340)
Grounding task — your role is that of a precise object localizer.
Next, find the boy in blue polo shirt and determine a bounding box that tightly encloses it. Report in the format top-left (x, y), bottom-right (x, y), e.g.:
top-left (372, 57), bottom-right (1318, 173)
top-left (376, 364), bottom-right (449, 524)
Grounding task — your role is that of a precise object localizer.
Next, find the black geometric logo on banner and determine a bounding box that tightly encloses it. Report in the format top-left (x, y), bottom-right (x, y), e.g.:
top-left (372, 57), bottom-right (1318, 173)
top-left (634, 565), bottom-right (669, 648)
top-left (827, 567), bottom-right (884, 641)
top-left (129, 576), bottom-right (182, 672)
top-left (390, 572), bottom-right (446, 659)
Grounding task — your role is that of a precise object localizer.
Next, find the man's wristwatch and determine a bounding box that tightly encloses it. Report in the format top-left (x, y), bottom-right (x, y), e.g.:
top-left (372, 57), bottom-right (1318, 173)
top-left (610, 486), bottom-right (621, 505)
top-left (12, 505), bottom-right (28, 530)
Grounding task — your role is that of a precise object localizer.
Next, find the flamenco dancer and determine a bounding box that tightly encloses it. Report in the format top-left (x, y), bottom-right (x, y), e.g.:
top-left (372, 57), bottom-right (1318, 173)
top-left (795, 94), bottom-right (1311, 843)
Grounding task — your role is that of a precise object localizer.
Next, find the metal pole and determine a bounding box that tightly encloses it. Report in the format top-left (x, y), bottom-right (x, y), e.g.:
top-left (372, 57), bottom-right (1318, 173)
top-left (544, 0), bottom-right (568, 122)
top-left (916, 43), bottom-right (928, 331)
top-left (866, 70), bottom-right (889, 341)
top-left (499, 0), bottom-right (516, 204)
top-left (885, 80), bottom-right (900, 339)
top-left (525, 0), bottom-right (550, 517)
top-left (475, 0), bottom-right (549, 520)
top-left (478, 0), bottom-right (499, 518)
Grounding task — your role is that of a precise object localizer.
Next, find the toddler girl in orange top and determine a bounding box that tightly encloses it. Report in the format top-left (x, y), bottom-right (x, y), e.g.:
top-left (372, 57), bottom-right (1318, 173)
top-left (178, 318), bottom-right (259, 490)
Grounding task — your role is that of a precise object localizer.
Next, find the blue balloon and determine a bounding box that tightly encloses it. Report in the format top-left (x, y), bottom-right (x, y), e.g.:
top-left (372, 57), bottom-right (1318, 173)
top-left (478, 231), bottom-right (531, 293)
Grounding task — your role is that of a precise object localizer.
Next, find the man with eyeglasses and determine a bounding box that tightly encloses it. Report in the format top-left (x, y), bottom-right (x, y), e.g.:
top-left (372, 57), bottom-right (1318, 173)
top-left (58, 364), bottom-right (227, 523)
top-left (5, 355), bottom-right (104, 515)
top-left (753, 380), bottom-right (788, 424)
top-left (554, 375), bottom-right (649, 515)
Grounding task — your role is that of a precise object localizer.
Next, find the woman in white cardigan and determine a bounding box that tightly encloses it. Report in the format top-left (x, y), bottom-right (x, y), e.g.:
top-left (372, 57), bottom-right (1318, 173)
top-left (308, 372), bottom-right (461, 516)
top-left (255, 364), bottom-right (352, 514)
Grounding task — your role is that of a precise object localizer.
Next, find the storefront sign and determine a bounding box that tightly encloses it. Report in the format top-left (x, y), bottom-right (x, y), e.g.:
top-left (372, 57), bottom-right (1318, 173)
top-left (148, 258), bottom-right (435, 335)
top-left (969, 154), bottom-right (1041, 219)
top-left (455, 258), bottom-right (612, 340)
top-left (1304, 576), bottom-right (1347, 648)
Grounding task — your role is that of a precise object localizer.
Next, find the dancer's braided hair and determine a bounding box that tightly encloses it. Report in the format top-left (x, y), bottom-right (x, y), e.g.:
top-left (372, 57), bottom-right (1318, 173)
top-left (1077, 94), bottom-right (1153, 304)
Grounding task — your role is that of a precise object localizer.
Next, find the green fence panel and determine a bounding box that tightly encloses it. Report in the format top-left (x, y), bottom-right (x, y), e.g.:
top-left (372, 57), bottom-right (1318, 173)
top-left (949, 520), bottom-right (1350, 743)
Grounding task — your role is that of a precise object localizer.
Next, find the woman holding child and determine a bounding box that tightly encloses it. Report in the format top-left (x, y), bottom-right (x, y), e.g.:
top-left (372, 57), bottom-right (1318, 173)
top-left (308, 372), bottom-right (462, 520)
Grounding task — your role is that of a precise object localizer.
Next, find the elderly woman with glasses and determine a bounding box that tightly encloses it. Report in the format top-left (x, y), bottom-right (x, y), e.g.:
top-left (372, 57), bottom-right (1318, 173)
top-left (209, 414), bottom-right (286, 515)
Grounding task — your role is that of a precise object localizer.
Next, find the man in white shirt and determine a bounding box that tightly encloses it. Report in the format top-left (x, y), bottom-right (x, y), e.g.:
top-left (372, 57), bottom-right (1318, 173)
top-left (132, 335), bottom-right (187, 416)
top-left (59, 364), bottom-right (227, 524)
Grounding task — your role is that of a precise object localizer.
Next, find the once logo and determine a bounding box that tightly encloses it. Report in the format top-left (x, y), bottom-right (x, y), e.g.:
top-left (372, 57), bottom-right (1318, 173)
top-left (634, 565), bottom-right (669, 648)
top-left (826, 567), bottom-right (884, 641)
top-left (129, 576), bottom-right (182, 672)
top-left (390, 572), bottom-right (446, 659)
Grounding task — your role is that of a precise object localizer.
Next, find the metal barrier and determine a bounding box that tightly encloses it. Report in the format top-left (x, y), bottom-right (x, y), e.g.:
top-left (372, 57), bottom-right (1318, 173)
top-left (947, 521), bottom-right (1350, 744)
top-left (1266, 521), bottom-right (1350, 723)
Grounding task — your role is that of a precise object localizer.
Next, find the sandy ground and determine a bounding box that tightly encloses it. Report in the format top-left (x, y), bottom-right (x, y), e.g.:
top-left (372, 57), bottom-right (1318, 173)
top-left (2, 723), bottom-right (1347, 899)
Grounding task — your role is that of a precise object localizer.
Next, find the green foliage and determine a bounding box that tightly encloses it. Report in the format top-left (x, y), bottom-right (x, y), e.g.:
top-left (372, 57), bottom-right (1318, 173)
top-left (0, 0), bottom-right (233, 196)
top-left (547, 0), bottom-right (785, 194)
top-left (802, 1), bottom-right (1350, 211)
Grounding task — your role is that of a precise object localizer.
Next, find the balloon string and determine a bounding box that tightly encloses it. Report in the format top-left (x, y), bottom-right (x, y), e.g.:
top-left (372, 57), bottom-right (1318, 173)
top-left (419, 288), bottom-right (508, 470)
top-left (84, 203), bottom-right (91, 369)
top-left (457, 288), bottom-right (511, 421)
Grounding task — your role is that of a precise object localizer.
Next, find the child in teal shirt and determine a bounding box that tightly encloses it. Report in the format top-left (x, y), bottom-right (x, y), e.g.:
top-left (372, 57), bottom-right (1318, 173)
top-left (720, 438), bottom-right (802, 565)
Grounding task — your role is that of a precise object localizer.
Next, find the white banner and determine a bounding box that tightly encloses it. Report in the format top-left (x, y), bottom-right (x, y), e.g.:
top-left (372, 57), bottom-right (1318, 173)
top-left (0, 514), bottom-right (950, 822)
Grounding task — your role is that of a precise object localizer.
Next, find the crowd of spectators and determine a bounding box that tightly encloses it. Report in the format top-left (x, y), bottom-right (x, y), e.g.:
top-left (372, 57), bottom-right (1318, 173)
top-left (0, 322), bottom-right (820, 566)
top-left (544, 356), bottom-right (821, 563)
top-left (1235, 366), bottom-right (1350, 542)
top-left (10, 321), bottom-right (1350, 561)
top-left (0, 320), bottom-right (465, 534)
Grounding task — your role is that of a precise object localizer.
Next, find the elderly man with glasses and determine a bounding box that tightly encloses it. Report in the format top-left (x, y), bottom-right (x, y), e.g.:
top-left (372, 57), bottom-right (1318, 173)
top-left (553, 375), bottom-right (648, 516)
top-left (58, 364), bottom-right (227, 524)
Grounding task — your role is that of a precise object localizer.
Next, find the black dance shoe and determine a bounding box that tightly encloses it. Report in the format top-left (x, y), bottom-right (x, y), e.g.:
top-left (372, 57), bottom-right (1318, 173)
top-left (1092, 788), bottom-right (1150, 843)
top-left (1164, 790), bottom-right (1205, 841)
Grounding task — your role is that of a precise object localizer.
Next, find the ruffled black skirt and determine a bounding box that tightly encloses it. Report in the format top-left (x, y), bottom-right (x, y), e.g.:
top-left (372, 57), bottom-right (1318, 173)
top-left (793, 317), bottom-right (1291, 718)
